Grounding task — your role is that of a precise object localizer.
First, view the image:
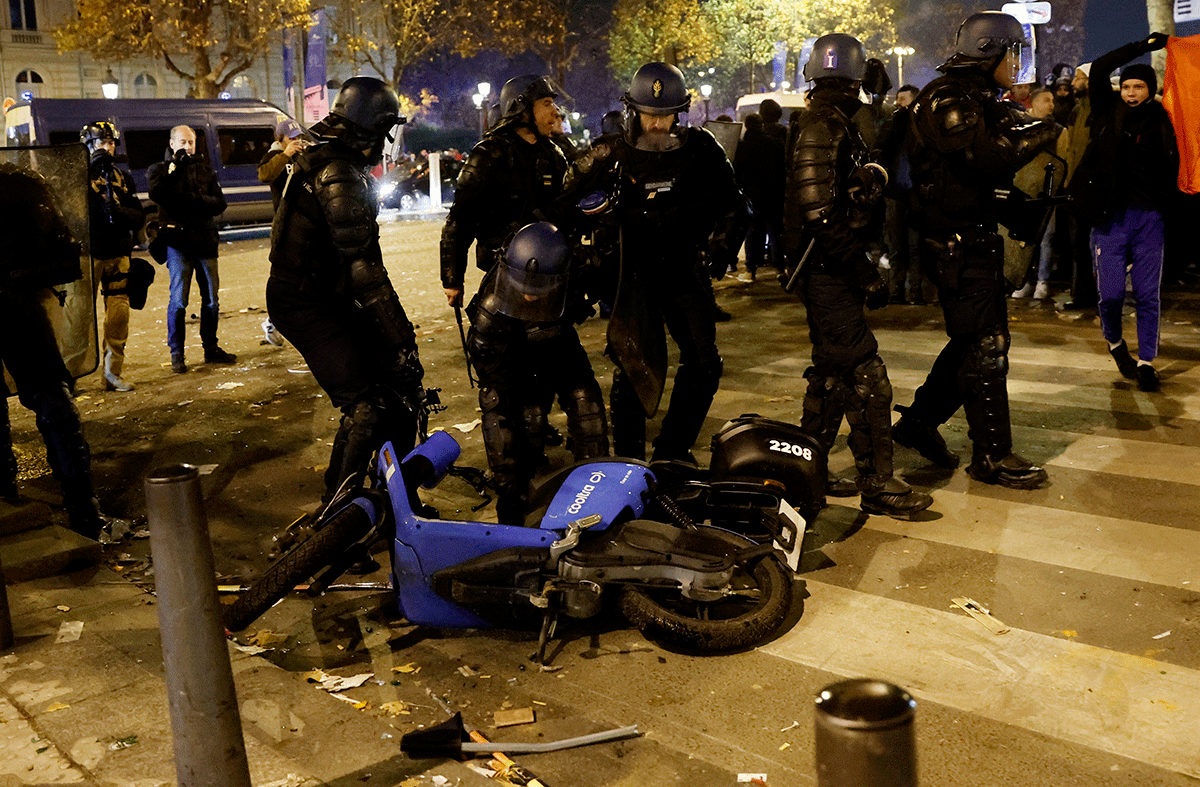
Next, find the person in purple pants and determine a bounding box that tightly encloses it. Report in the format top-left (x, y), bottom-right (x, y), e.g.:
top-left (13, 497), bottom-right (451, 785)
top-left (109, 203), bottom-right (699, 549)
top-left (1068, 34), bottom-right (1178, 391)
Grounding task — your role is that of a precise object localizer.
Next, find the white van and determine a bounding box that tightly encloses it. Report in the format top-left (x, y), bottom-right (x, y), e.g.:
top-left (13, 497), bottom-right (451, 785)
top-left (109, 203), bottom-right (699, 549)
top-left (735, 91), bottom-right (808, 122)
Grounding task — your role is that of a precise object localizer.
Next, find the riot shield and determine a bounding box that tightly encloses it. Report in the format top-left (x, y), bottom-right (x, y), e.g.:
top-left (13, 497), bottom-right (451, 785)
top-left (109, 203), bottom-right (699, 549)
top-left (1001, 149), bottom-right (1068, 289)
top-left (0, 144), bottom-right (95, 394)
top-left (606, 228), bottom-right (667, 418)
top-left (703, 120), bottom-right (742, 162)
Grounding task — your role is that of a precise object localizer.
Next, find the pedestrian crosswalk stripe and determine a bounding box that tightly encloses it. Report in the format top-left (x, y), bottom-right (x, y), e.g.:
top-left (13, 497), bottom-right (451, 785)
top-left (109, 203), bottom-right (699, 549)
top-left (761, 580), bottom-right (1200, 779)
top-left (865, 490), bottom-right (1200, 590)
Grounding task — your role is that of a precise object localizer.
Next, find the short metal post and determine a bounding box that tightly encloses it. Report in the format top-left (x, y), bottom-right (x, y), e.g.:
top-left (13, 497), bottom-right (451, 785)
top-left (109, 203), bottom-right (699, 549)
top-left (814, 678), bottom-right (917, 787)
top-left (145, 464), bottom-right (251, 787)
top-left (0, 553), bottom-right (13, 650)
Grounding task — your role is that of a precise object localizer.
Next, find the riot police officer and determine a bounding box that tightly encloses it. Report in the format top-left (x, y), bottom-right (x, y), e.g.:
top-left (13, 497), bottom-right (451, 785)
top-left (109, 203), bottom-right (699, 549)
top-left (267, 76), bottom-right (424, 505)
top-left (1, 161), bottom-right (103, 539)
top-left (466, 222), bottom-right (609, 524)
top-left (784, 34), bottom-right (933, 519)
top-left (567, 62), bottom-right (748, 462)
top-left (83, 121), bottom-right (145, 392)
top-left (441, 74), bottom-right (608, 525)
top-left (891, 12), bottom-right (1059, 489)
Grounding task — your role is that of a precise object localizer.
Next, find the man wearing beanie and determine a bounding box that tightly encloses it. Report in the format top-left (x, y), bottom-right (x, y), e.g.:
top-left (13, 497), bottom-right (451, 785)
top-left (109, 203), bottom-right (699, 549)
top-left (1068, 34), bottom-right (1178, 391)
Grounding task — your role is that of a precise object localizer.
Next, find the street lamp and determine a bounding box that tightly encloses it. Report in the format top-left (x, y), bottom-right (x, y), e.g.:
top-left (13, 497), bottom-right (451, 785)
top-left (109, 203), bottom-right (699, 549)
top-left (476, 81), bottom-right (492, 135)
top-left (887, 46), bottom-right (915, 88)
top-left (700, 83), bottom-right (712, 121)
top-left (102, 68), bottom-right (119, 99)
top-left (472, 92), bottom-right (486, 137)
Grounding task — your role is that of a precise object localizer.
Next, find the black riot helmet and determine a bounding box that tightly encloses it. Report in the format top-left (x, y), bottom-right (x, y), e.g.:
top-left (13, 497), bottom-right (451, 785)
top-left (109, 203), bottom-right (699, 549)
top-left (328, 76), bottom-right (405, 137)
top-left (803, 34), bottom-right (867, 83)
top-left (498, 75), bottom-right (559, 121)
top-left (599, 109), bottom-right (624, 137)
top-left (623, 62), bottom-right (691, 115)
top-left (942, 11), bottom-right (1027, 78)
top-left (493, 222), bottom-right (572, 322)
top-left (80, 120), bottom-right (119, 151)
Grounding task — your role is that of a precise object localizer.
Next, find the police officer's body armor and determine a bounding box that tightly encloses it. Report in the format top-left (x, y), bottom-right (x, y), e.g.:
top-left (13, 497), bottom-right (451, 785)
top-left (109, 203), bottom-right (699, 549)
top-left (891, 15), bottom-right (1056, 490)
top-left (441, 99), bottom-right (608, 526)
top-left (267, 87), bottom-right (423, 505)
top-left (440, 125), bottom-right (568, 289)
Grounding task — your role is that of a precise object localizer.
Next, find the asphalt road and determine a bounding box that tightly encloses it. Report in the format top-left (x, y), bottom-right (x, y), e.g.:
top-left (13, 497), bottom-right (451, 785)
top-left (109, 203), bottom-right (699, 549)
top-left (9, 213), bottom-right (1200, 786)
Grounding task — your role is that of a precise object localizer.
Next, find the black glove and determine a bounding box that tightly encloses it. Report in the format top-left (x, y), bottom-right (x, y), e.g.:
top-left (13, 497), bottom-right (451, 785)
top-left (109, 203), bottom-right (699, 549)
top-left (1145, 32), bottom-right (1169, 52)
top-left (847, 163), bottom-right (888, 207)
top-left (863, 276), bottom-right (889, 310)
top-left (172, 147), bottom-right (188, 163)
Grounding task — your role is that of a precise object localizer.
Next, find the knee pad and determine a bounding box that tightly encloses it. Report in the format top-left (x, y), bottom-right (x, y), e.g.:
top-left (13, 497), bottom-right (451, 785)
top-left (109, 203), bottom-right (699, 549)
top-left (849, 355), bottom-right (893, 405)
top-left (965, 331), bottom-right (1010, 381)
top-left (562, 384), bottom-right (610, 459)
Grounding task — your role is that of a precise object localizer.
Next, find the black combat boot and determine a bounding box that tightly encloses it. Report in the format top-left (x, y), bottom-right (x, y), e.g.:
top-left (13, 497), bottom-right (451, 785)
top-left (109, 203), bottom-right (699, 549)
top-left (960, 332), bottom-right (1048, 490)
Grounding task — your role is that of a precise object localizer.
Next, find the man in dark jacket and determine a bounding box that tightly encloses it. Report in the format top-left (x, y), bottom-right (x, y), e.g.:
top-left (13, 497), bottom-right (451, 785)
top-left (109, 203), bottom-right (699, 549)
top-left (733, 112), bottom-right (785, 281)
top-left (147, 125), bottom-right (233, 373)
top-left (83, 121), bottom-right (145, 391)
top-left (267, 77), bottom-right (424, 508)
top-left (891, 11), bottom-right (1059, 489)
top-left (784, 33), bottom-right (933, 520)
top-left (1069, 34), bottom-right (1176, 391)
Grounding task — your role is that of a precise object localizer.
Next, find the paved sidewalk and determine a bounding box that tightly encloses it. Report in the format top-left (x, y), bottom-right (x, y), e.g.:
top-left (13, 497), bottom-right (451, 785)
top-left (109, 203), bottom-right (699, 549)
top-left (1, 566), bottom-right (493, 787)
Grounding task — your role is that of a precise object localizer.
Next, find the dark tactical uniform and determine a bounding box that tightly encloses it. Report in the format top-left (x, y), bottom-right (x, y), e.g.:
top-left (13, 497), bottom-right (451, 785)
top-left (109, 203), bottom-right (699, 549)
top-left (568, 62), bottom-right (747, 462)
top-left (0, 162), bottom-right (102, 538)
top-left (267, 78), bottom-right (423, 503)
top-left (892, 12), bottom-right (1059, 489)
top-left (784, 34), bottom-right (932, 519)
top-left (441, 75), bottom-right (608, 525)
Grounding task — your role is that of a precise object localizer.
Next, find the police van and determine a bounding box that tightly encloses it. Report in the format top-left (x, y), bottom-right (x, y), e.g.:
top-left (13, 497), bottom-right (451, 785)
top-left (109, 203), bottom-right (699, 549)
top-left (4, 97), bottom-right (292, 225)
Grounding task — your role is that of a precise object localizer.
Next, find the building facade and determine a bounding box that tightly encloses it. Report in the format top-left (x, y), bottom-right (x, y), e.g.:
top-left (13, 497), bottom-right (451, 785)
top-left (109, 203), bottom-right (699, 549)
top-left (2, 0), bottom-right (292, 106)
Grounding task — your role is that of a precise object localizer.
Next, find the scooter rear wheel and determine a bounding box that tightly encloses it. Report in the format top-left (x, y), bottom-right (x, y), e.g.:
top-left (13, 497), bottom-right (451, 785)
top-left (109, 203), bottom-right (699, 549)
top-left (619, 532), bottom-right (792, 652)
top-left (222, 504), bottom-right (375, 632)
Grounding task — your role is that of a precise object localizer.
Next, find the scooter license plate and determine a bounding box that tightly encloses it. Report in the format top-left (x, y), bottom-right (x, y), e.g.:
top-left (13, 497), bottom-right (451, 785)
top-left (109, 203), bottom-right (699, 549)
top-left (776, 501), bottom-right (807, 574)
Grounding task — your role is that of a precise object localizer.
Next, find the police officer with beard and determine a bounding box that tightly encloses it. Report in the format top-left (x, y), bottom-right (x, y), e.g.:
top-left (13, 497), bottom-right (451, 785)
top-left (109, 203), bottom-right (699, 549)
top-left (441, 75), bottom-right (609, 526)
top-left (83, 121), bottom-right (145, 392)
top-left (568, 62), bottom-right (748, 463)
top-left (891, 12), bottom-right (1059, 489)
top-left (784, 34), bottom-right (933, 520)
top-left (267, 77), bottom-right (424, 507)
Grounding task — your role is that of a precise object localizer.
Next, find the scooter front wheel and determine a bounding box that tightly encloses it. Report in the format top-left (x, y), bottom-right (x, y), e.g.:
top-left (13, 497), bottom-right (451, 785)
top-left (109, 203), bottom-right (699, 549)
top-left (222, 504), bottom-right (375, 632)
top-left (619, 534), bottom-right (792, 653)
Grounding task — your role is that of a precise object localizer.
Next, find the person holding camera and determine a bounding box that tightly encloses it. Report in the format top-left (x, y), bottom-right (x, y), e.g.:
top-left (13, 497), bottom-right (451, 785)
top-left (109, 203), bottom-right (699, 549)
top-left (147, 124), bottom-right (234, 373)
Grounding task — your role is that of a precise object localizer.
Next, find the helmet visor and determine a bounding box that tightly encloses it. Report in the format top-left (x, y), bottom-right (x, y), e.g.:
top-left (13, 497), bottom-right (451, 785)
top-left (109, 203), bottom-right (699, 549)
top-left (494, 266), bottom-right (569, 322)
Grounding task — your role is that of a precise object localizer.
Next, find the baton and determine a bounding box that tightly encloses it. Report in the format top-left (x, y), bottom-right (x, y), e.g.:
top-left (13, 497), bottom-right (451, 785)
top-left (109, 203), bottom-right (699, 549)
top-left (454, 304), bottom-right (476, 388)
top-left (784, 238), bottom-right (816, 293)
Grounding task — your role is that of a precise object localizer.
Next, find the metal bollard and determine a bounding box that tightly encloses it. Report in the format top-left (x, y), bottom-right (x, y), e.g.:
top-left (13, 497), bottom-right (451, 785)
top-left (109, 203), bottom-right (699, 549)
top-left (145, 464), bottom-right (251, 787)
top-left (814, 678), bottom-right (917, 787)
top-left (1, 552), bottom-right (12, 650)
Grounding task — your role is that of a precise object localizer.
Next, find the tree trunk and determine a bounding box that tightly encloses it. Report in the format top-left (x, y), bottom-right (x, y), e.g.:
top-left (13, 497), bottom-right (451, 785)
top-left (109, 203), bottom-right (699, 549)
top-left (1146, 0), bottom-right (1175, 84)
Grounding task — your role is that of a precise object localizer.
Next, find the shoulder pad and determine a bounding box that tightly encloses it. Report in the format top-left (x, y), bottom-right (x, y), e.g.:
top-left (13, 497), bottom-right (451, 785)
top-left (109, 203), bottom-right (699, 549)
top-left (913, 82), bottom-right (982, 152)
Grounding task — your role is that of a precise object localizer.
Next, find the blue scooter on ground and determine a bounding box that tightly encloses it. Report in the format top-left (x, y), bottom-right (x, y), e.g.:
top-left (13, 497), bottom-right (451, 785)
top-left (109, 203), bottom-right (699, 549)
top-left (223, 399), bottom-right (825, 663)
